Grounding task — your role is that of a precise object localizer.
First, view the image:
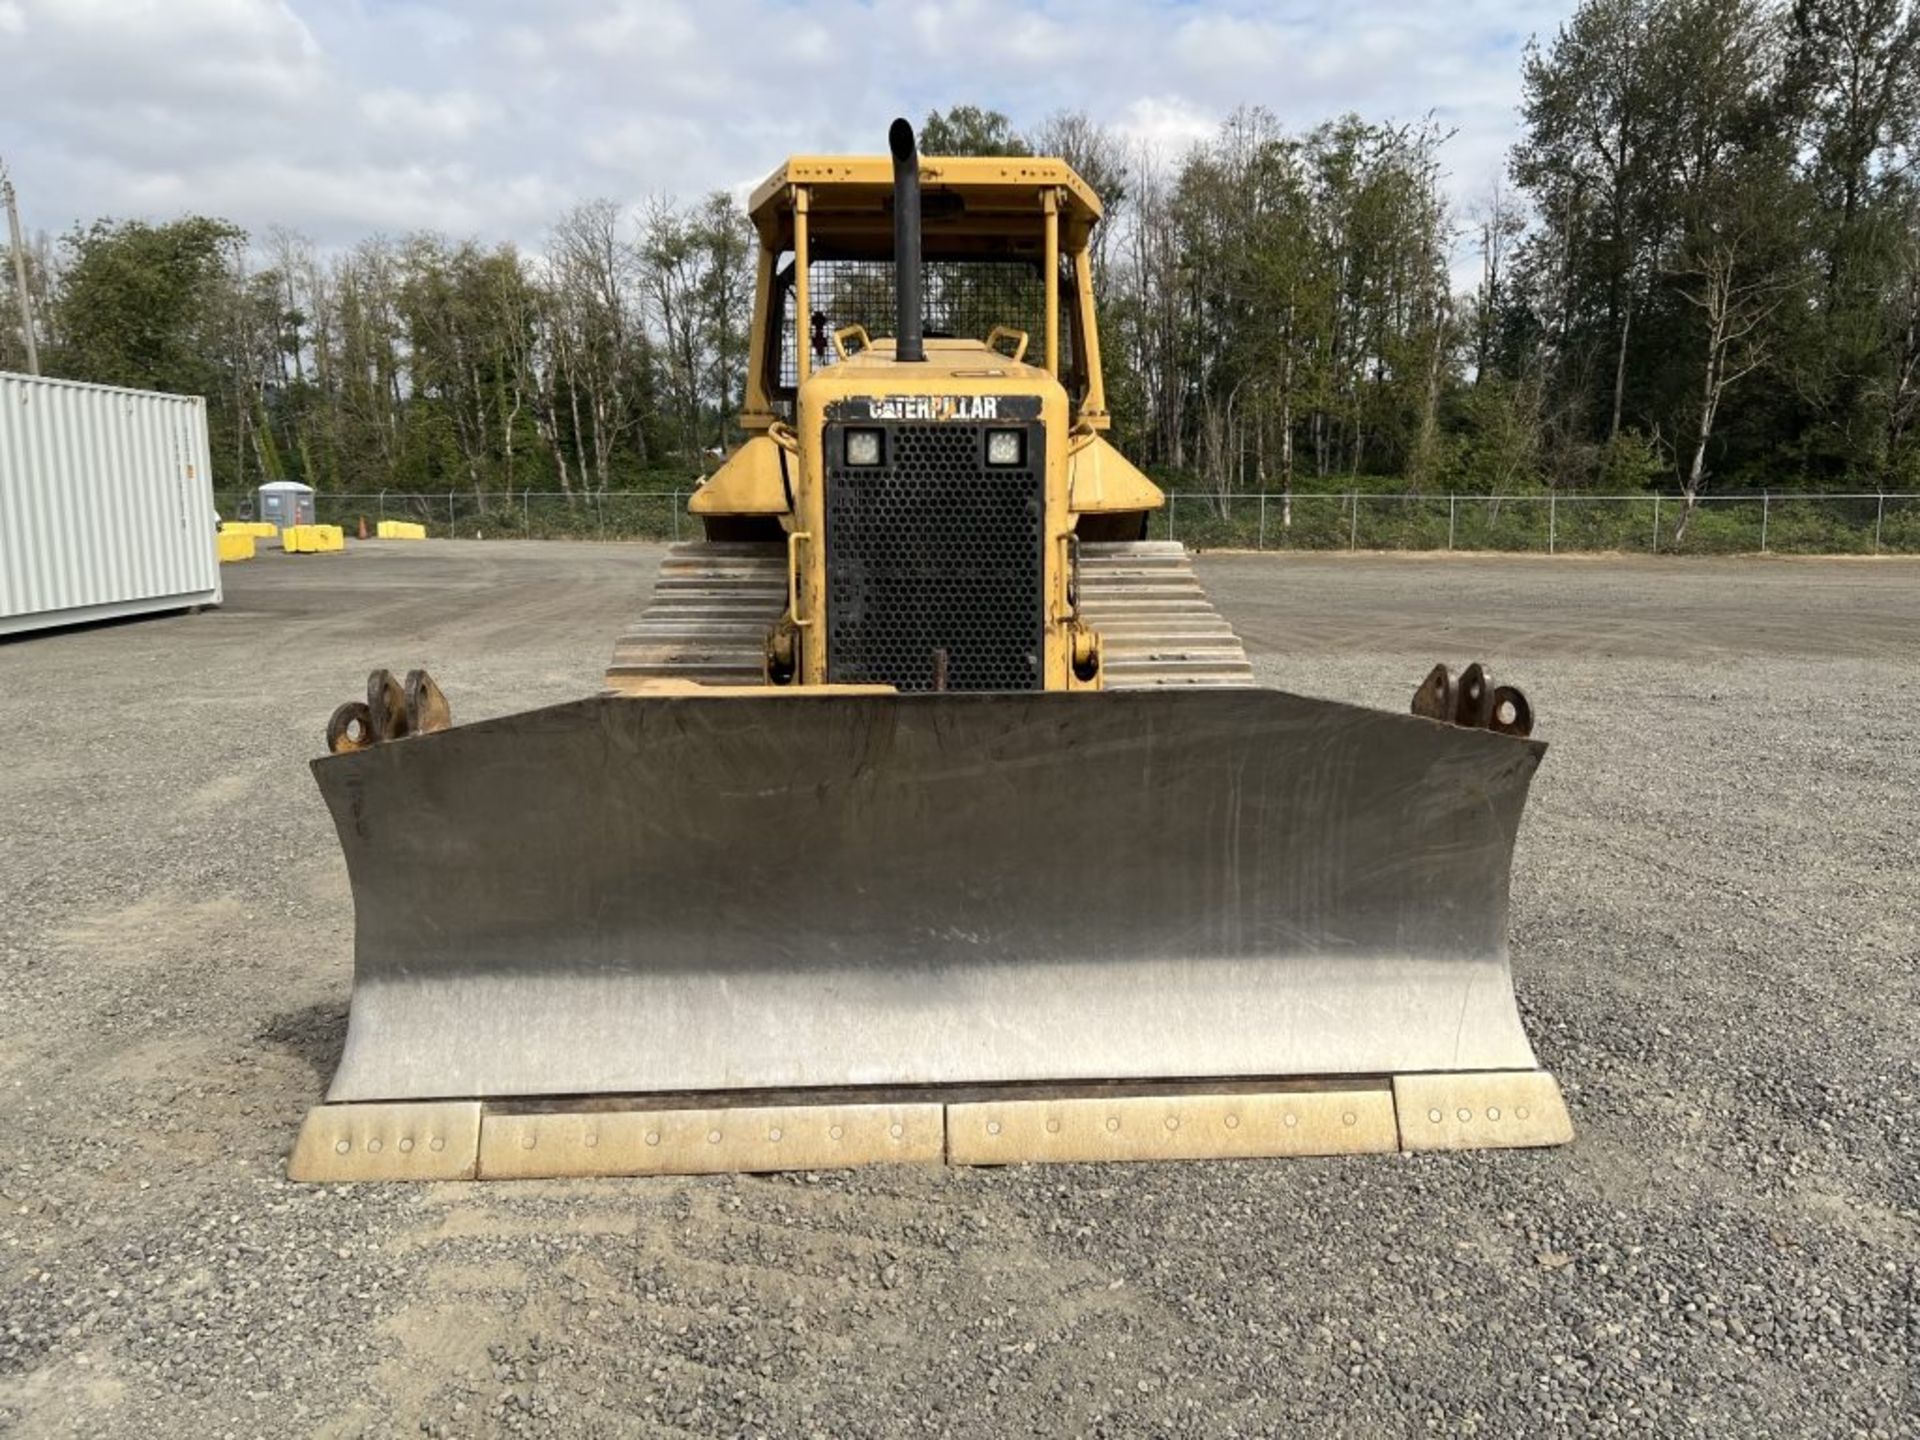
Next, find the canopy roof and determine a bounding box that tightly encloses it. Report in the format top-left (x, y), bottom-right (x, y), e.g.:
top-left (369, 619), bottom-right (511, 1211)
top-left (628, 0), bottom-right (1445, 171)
top-left (748, 154), bottom-right (1103, 254)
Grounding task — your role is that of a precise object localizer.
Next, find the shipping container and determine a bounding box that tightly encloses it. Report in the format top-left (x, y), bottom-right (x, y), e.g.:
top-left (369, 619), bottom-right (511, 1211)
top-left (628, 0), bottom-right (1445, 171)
top-left (0, 370), bottom-right (221, 636)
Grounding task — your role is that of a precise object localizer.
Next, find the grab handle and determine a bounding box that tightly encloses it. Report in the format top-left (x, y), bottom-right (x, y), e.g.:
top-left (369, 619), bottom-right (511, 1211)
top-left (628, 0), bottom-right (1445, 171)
top-left (787, 529), bottom-right (813, 627)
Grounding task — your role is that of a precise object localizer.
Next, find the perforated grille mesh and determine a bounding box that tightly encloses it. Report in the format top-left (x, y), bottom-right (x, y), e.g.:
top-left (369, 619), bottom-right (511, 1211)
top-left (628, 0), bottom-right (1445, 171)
top-left (776, 259), bottom-right (1074, 390)
top-left (825, 423), bottom-right (1045, 692)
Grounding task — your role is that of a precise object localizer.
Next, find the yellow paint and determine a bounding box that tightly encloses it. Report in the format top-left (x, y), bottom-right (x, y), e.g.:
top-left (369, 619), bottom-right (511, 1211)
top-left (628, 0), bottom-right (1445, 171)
top-left (782, 346), bottom-right (1097, 690)
top-left (216, 531), bottom-right (255, 562)
top-left (684, 147), bottom-right (1153, 693)
top-left (602, 678), bottom-right (895, 698)
top-left (792, 185), bottom-right (812, 386)
top-left (1393, 1071), bottom-right (1574, 1151)
top-left (1067, 432), bottom-right (1164, 514)
top-left (948, 1086), bottom-right (1399, 1165)
top-left (478, 1101), bottom-right (944, 1179)
top-left (288, 1102), bottom-right (481, 1181)
top-left (287, 1072), bottom-right (1573, 1183)
top-left (749, 154), bottom-right (1103, 234)
top-left (737, 245), bottom-right (778, 430)
top-left (1042, 188), bottom-right (1059, 377)
top-left (686, 433), bottom-right (789, 517)
top-left (375, 520), bottom-right (427, 540)
top-left (281, 524), bottom-right (345, 554)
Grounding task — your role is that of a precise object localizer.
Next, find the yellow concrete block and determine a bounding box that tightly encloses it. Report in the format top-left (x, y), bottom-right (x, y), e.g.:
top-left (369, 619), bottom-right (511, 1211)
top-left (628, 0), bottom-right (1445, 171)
top-left (216, 531), bottom-right (255, 562)
top-left (281, 524), bottom-right (345, 554)
top-left (376, 519), bottom-right (427, 540)
top-left (222, 520), bottom-right (278, 538)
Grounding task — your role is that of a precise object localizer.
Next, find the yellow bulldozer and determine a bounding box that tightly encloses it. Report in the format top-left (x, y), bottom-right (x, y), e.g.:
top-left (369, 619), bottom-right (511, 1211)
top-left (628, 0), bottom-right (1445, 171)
top-left (291, 121), bottom-right (1570, 1182)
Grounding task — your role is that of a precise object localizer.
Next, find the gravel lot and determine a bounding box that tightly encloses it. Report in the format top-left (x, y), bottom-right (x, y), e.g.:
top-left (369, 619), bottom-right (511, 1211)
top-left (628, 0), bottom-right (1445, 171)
top-left (2, 540), bottom-right (1915, 1438)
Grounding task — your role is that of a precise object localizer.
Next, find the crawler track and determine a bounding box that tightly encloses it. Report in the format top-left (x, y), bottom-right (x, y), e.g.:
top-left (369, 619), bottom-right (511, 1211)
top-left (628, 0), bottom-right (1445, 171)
top-left (605, 543), bottom-right (785, 686)
top-left (605, 539), bottom-right (1252, 690)
top-left (1076, 541), bottom-right (1253, 688)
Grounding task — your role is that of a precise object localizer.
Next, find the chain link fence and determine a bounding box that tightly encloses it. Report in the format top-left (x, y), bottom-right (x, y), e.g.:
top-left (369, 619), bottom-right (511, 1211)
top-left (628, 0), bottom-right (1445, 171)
top-left (1153, 491), bottom-right (1920, 555)
top-left (215, 488), bottom-right (1920, 556)
top-left (219, 490), bottom-right (695, 542)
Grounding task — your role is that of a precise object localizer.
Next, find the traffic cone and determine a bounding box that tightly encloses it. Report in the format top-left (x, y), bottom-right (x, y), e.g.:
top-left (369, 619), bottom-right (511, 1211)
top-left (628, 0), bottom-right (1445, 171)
top-left (358, 515), bottom-right (369, 540)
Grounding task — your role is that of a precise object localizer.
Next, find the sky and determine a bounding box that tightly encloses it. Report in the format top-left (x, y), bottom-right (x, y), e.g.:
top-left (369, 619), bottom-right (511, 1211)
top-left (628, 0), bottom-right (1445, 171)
top-left (0, 0), bottom-right (1578, 254)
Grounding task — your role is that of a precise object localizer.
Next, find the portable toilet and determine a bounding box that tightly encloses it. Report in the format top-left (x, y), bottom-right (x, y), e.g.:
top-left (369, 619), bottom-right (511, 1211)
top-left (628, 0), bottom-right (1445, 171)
top-left (257, 480), bottom-right (315, 529)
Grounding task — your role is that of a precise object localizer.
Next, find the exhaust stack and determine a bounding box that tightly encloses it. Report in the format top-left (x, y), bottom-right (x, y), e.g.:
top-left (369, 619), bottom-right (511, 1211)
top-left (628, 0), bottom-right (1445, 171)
top-left (888, 118), bottom-right (925, 363)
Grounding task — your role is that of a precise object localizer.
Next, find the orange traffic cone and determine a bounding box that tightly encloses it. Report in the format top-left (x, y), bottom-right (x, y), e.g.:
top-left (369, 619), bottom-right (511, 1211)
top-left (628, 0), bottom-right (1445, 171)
top-left (357, 515), bottom-right (369, 540)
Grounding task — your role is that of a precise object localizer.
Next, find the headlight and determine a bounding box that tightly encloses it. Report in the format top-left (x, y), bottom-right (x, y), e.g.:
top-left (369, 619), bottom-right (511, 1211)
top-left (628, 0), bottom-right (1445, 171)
top-left (845, 429), bottom-right (882, 466)
top-left (985, 429), bottom-right (1024, 466)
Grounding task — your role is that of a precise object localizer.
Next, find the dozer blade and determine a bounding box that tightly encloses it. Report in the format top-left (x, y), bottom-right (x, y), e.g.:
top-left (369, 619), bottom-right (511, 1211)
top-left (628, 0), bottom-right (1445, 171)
top-left (311, 688), bottom-right (1558, 1124)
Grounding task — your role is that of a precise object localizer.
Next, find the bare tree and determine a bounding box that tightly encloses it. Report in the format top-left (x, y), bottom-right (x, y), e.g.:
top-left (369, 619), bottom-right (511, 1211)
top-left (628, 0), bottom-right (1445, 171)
top-left (1670, 224), bottom-right (1789, 536)
top-left (639, 196), bottom-right (706, 461)
top-left (552, 200), bottom-right (646, 493)
top-left (1033, 110), bottom-right (1132, 281)
top-left (1469, 177), bottom-right (1528, 381)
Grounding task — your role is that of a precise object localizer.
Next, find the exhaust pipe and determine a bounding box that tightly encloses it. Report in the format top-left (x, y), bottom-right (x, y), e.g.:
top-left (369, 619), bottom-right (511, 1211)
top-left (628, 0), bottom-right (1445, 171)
top-left (888, 117), bottom-right (925, 363)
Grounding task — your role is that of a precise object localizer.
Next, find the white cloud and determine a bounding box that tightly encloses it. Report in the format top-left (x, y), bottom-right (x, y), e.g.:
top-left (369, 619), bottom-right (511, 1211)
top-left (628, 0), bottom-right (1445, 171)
top-left (357, 88), bottom-right (490, 144)
top-left (12, 0), bottom-right (322, 104)
top-left (0, 0), bottom-right (1577, 266)
top-left (1112, 96), bottom-right (1218, 161)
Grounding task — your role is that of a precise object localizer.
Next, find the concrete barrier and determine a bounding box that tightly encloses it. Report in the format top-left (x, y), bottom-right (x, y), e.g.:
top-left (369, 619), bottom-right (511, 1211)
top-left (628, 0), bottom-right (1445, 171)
top-left (281, 525), bottom-right (345, 554)
top-left (217, 531), bottom-right (256, 563)
top-left (222, 521), bottom-right (279, 538)
top-left (376, 520), bottom-right (427, 540)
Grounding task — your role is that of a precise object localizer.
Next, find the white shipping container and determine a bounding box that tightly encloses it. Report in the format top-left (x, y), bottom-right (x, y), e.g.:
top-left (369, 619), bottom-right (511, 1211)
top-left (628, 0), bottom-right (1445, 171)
top-left (0, 370), bottom-right (221, 636)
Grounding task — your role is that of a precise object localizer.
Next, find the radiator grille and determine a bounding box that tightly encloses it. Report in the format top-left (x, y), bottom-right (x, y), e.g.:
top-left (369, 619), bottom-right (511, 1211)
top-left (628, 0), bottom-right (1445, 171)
top-left (825, 422), bottom-right (1045, 691)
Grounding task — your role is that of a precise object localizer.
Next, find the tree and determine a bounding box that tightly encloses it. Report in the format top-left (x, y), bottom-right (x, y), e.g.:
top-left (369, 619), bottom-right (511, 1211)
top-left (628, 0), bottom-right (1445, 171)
top-left (1883, 186), bottom-right (1920, 473)
top-left (1032, 110), bottom-right (1132, 277)
top-left (691, 192), bottom-right (754, 453)
top-left (0, 220), bottom-right (53, 375)
top-left (919, 105), bottom-right (1029, 156)
top-left (1782, 0), bottom-right (1920, 476)
top-left (1513, 0), bottom-right (1672, 445)
top-left (640, 197), bottom-right (709, 461)
top-left (9, 19), bottom-right (1918, 505)
top-left (1469, 179), bottom-right (1530, 383)
top-left (1656, 0), bottom-right (1805, 528)
top-left (549, 199), bottom-right (649, 494)
top-left (56, 216), bottom-right (244, 394)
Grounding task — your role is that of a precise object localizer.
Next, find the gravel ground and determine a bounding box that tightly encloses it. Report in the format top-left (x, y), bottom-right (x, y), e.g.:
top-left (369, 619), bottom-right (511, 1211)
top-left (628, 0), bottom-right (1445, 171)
top-left (1, 540), bottom-right (1915, 1438)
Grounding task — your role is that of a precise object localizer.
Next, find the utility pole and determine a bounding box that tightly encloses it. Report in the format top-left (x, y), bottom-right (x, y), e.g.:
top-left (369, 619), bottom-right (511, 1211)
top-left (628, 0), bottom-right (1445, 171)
top-left (2, 160), bottom-right (40, 375)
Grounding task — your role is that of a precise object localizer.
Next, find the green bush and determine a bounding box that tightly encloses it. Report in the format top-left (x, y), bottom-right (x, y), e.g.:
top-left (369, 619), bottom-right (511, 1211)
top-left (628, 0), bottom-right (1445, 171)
top-left (1876, 496), bottom-right (1920, 553)
top-left (1596, 430), bottom-right (1668, 491)
top-left (1157, 498), bottom-right (1262, 549)
top-left (1451, 496), bottom-right (1549, 551)
top-left (1658, 498), bottom-right (1763, 554)
top-left (1353, 496), bottom-right (1453, 549)
top-left (1269, 495), bottom-right (1365, 549)
top-left (1551, 496), bottom-right (1657, 551)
